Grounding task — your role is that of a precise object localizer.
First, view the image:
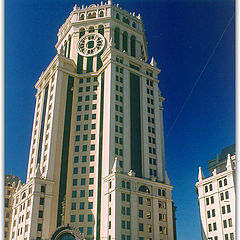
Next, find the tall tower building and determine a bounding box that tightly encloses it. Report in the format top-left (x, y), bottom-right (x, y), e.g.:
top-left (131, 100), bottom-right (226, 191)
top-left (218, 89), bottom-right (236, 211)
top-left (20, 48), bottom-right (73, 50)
top-left (196, 145), bottom-right (235, 240)
top-left (10, 1), bottom-right (175, 239)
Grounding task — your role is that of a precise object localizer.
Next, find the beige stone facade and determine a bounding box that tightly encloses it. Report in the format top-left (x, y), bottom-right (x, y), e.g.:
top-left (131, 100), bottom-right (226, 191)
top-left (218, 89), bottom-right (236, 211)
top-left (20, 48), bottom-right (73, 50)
top-left (5, 175), bottom-right (20, 240)
top-left (196, 145), bottom-right (235, 240)
top-left (9, 1), bottom-right (175, 239)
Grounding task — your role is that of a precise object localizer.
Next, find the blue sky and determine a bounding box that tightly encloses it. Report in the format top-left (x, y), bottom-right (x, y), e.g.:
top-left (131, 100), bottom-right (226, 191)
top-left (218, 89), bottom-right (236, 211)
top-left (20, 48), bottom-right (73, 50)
top-left (5, 0), bottom-right (235, 239)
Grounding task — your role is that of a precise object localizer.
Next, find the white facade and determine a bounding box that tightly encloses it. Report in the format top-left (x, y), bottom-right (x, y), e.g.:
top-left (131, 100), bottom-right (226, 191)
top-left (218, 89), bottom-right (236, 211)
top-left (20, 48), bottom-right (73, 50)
top-left (196, 146), bottom-right (235, 240)
top-left (9, 1), bottom-right (175, 239)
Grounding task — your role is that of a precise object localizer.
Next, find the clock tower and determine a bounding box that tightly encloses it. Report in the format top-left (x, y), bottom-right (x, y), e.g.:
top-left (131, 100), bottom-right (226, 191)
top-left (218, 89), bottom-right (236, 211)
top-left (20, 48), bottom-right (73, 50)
top-left (9, 1), bottom-right (176, 240)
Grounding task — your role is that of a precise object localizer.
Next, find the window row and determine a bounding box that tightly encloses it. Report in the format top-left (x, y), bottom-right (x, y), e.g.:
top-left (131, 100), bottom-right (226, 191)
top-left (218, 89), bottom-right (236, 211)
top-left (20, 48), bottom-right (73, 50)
top-left (72, 190), bottom-right (94, 198)
top-left (73, 155), bottom-right (95, 163)
top-left (76, 123), bottom-right (96, 131)
top-left (114, 28), bottom-right (136, 57)
top-left (70, 213), bottom-right (93, 223)
top-left (208, 222), bottom-right (217, 232)
top-left (207, 209), bottom-right (216, 218)
top-left (72, 178), bottom-right (94, 186)
top-left (73, 166), bottom-right (94, 174)
top-left (77, 95), bottom-right (97, 102)
top-left (222, 204), bottom-right (231, 214)
top-left (75, 134), bottom-right (95, 141)
top-left (78, 85), bottom-right (98, 93)
top-left (79, 77), bottom-right (98, 84)
top-left (219, 178), bottom-right (228, 188)
top-left (74, 144), bottom-right (95, 152)
top-left (146, 79), bottom-right (153, 86)
top-left (223, 218), bottom-right (233, 228)
top-left (77, 104), bottom-right (97, 111)
top-left (206, 196), bottom-right (214, 205)
top-left (147, 88), bottom-right (154, 96)
top-left (149, 169), bottom-right (157, 177)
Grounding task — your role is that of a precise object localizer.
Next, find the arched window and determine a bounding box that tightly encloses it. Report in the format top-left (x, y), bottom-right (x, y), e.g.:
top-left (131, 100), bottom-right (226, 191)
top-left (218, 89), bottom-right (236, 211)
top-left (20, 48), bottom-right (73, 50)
top-left (219, 180), bottom-right (223, 188)
top-left (98, 25), bottom-right (104, 35)
top-left (89, 26), bottom-right (95, 33)
top-left (88, 12), bottom-right (96, 19)
top-left (122, 31), bottom-right (128, 52)
top-left (59, 233), bottom-right (75, 240)
top-left (209, 184), bottom-right (213, 191)
top-left (132, 22), bottom-right (136, 28)
top-left (205, 186), bottom-right (208, 193)
top-left (80, 14), bottom-right (84, 20)
top-left (130, 35), bottom-right (136, 57)
top-left (22, 192), bottom-right (26, 200)
top-left (224, 178), bottom-right (228, 186)
top-left (139, 185), bottom-right (150, 193)
top-left (114, 28), bottom-right (120, 50)
top-left (79, 28), bottom-right (85, 38)
top-left (123, 17), bottom-right (129, 25)
top-left (116, 13), bottom-right (120, 20)
top-left (121, 180), bottom-right (125, 188)
top-left (99, 11), bottom-right (104, 17)
top-left (162, 190), bottom-right (166, 196)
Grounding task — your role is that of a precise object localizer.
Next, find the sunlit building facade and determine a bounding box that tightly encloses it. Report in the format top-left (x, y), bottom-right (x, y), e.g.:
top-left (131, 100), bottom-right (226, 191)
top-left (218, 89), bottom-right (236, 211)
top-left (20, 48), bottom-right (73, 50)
top-left (196, 145), bottom-right (235, 240)
top-left (9, 1), bottom-right (175, 239)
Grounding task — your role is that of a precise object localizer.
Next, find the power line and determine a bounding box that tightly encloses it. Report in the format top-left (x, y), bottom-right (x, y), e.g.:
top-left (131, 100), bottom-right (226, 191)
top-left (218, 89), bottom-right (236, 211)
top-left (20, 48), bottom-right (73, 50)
top-left (165, 13), bottom-right (234, 140)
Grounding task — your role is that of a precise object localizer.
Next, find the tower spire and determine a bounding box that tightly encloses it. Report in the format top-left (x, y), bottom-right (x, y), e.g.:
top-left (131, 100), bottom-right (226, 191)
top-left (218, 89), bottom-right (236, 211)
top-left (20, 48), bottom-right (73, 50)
top-left (198, 167), bottom-right (204, 181)
top-left (226, 153), bottom-right (232, 170)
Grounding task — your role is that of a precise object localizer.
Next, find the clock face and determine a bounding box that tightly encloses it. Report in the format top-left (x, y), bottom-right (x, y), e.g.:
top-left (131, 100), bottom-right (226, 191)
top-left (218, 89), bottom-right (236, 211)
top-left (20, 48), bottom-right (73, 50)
top-left (77, 33), bottom-right (105, 57)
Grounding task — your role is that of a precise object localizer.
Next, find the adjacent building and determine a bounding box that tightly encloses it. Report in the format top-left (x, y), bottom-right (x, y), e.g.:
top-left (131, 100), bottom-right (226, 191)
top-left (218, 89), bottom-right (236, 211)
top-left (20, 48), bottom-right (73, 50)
top-left (196, 145), bottom-right (235, 240)
top-left (4, 175), bottom-right (21, 240)
top-left (9, 1), bottom-right (175, 239)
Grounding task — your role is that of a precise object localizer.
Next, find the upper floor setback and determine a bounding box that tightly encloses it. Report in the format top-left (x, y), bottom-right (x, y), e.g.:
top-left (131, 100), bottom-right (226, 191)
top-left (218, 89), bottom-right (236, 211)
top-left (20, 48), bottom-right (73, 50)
top-left (56, 0), bottom-right (144, 50)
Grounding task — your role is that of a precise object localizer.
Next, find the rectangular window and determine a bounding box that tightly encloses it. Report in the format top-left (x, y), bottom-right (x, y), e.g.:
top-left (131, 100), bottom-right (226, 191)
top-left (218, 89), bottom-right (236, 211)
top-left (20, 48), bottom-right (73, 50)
top-left (87, 227), bottom-right (92, 235)
top-left (74, 156), bottom-right (79, 163)
top-left (207, 210), bottom-right (211, 218)
top-left (211, 196), bottom-right (214, 204)
top-left (71, 202), bottom-right (76, 210)
top-left (89, 190), bottom-right (93, 197)
top-left (138, 197), bottom-right (143, 204)
top-left (80, 190), bottom-right (85, 197)
top-left (40, 198), bottom-right (44, 205)
top-left (213, 222), bottom-right (217, 231)
top-left (84, 114), bottom-right (89, 120)
top-left (90, 166), bottom-right (94, 173)
top-left (222, 206), bottom-right (226, 214)
top-left (122, 220), bottom-right (125, 229)
top-left (90, 145), bottom-right (95, 150)
top-left (212, 209), bottom-right (215, 217)
top-left (79, 215), bottom-right (84, 222)
top-left (139, 210), bottom-right (143, 218)
top-left (139, 223), bottom-right (143, 232)
top-left (89, 178), bottom-right (94, 184)
top-left (208, 224), bottom-right (212, 232)
top-left (72, 191), bottom-right (77, 198)
top-left (122, 206), bottom-right (125, 215)
top-left (73, 179), bottom-right (78, 186)
top-left (81, 178), bottom-right (86, 185)
top-left (90, 155), bottom-right (95, 161)
top-left (80, 202), bottom-right (84, 209)
top-left (82, 155), bottom-right (86, 162)
top-left (228, 218), bottom-right (232, 227)
top-left (88, 202), bottom-right (93, 209)
top-left (91, 124), bottom-right (96, 129)
top-left (223, 220), bottom-right (227, 228)
top-left (227, 204), bottom-right (231, 213)
top-left (73, 167), bottom-right (78, 174)
top-left (126, 207), bottom-right (130, 216)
